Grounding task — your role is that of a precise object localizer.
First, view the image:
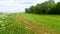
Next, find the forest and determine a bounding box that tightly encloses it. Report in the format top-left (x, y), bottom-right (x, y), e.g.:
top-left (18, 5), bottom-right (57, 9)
top-left (25, 0), bottom-right (60, 14)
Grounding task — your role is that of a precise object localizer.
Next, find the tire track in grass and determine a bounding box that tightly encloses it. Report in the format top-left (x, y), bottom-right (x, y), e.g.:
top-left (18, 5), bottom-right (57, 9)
top-left (15, 14), bottom-right (58, 34)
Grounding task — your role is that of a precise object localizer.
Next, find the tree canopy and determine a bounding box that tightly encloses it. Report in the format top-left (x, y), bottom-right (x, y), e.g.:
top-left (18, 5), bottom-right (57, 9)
top-left (25, 0), bottom-right (60, 14)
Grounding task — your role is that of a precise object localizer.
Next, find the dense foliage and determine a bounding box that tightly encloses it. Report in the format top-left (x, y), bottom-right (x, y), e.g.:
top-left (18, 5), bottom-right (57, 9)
top-left (25, 0), bottom-right (60, 14)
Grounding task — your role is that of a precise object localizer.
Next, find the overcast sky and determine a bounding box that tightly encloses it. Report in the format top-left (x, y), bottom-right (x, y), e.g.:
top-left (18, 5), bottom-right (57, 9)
top-left (0, 0), bottom-right (60, 13)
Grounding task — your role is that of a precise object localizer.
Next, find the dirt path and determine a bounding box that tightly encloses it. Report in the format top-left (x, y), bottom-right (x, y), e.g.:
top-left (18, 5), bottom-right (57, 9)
top-left (15, 14), bottom-right (58, 34)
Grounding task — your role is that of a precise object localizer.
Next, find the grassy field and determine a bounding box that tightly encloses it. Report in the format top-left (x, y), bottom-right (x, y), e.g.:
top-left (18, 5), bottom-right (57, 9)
top-left (0, 13), bottom-right (60, 34)
top-left (0, 14), bottom-right (33, 34)
top-left (21, 13), bottom-right (60, 32)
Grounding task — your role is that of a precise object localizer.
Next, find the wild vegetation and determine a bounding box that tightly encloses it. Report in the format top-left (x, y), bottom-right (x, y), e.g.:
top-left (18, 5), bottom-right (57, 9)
top-left (0, 13), bottom-right (60, 34)
top-left (0, 14), bottom-right (33, 34)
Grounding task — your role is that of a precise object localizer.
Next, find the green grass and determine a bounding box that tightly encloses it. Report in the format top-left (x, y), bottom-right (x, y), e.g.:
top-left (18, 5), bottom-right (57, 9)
top-left (0, 14), bottom-right (33, 34)
top-left (0, 13), bottom-right (60, 34)
top-left (21, 13), bottom-right (60, 32)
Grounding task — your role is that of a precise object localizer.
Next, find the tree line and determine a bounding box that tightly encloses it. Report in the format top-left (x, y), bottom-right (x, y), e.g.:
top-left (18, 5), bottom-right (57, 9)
top-left (25, 0), bottom-right (60, 14)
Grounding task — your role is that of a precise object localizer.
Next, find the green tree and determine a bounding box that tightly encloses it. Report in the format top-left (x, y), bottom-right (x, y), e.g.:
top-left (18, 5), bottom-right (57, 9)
top-left (55, 2), bottom-right (60, 14)
top-left (25, 0), bottom-right (60, 14)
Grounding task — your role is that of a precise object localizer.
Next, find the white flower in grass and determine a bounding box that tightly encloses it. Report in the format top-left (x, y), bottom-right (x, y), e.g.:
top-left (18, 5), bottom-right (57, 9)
top-left (1, 24), bottom-right (5, 27)
top-left (0, 16), bottom-right (5, 19)
top-left (44, 32), bottom-right (50, 34)
top-left (2, 17), bottom-right (5, 19)
top-left (25, 27), bottom-right (28, 28)
top-left (0, 20), bottom-right (5, 27)
top-left (0, 15), bottom-right (7, 17)
top-left (1, 15), bottom-right (5, 17)
top-left (0, 20), bottom-right (3, 23)
top-left (3, 16), bottom-right (8, 18)
top-left (0, 21), bottom-right (2, 23)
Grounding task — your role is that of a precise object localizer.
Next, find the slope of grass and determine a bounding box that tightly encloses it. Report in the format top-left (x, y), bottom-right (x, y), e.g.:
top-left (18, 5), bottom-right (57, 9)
top-left (0, 14), bottom-right (33, 34)
top-left (21, 13), bottom-right (60, 32)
